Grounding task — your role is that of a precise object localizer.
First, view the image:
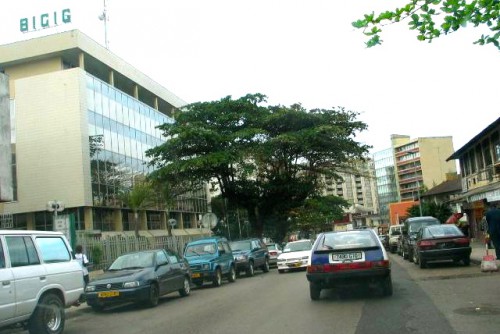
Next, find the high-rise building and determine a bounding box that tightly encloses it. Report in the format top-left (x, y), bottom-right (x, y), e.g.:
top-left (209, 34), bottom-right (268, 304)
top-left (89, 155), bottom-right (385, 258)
top-left (373, 135), bottom-right (458, 224)
top-left (0, 30), bottom-right (209, 235)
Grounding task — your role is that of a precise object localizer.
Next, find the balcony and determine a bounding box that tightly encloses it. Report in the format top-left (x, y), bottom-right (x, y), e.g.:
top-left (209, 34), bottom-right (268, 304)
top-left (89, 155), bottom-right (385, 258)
top-left (464, 165), bottom-right (500, 192)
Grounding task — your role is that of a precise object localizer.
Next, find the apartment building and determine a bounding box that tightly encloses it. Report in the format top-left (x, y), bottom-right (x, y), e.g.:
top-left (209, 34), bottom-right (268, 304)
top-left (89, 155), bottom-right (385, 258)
top-left (0, 30), bottom-right (210, 236)
top-left (373, 135), bottom-right (458, 224)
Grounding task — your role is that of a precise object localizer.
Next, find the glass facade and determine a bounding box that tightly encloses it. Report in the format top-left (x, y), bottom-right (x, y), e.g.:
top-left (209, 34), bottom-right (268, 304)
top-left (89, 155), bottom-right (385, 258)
top-left (86, 74), bottom-right (174, 209)
top-left (373, 148), bottom-right (399, 223)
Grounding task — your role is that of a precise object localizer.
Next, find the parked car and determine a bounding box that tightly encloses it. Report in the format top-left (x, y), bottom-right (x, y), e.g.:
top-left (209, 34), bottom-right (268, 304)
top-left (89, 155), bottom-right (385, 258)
top-left (387, 224), bottom-right (403, 253)
top-left (412, 224), bottom-right (472, 268)
top-left (230, 238), bottom-right (270, 276)
top-left (277, 239), bottom-right (313, 273)
top-left (0, 230), bottom-right (84, 334)
top-left (183, 236), bottom-right (236, 287)
top-left (85, 249), bottom-right (191, 311)
top-left (266, 242), bottom-right (282, 267)
top-left (306, 229), bottom-right (392, 300)
top-left (401, 216), bottom-right (441, 262)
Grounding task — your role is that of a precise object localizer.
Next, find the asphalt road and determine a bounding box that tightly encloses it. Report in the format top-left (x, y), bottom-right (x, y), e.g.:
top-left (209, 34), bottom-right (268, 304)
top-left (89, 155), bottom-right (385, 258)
top-left (3, 254), bottom-right (500, 334)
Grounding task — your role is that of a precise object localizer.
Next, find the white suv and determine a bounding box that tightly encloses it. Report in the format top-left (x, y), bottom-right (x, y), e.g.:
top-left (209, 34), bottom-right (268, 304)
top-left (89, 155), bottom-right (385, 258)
top-left (388, 224), bottom-right (403, 253)
top-left (0, 230), bottom-right (84, 334)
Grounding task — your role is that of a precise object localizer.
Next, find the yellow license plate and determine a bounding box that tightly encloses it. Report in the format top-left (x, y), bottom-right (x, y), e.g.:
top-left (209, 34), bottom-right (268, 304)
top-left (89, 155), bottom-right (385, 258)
top-left (293, 262), bottom-right (302, 267)
top-left (192, 273), bottom-right (201, 278)
top-left (98, 291), bottom-right (119, 298)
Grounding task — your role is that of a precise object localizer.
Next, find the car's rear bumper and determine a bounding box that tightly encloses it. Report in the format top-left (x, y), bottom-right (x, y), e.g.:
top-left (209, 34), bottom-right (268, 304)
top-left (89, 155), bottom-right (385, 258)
top-left (420, 247), bottom-right (472, 262)
top-left (306, 268), bottom-right (390, 288)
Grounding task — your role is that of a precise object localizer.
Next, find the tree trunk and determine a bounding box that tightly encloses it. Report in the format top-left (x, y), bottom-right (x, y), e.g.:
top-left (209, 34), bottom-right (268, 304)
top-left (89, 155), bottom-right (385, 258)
top-left (134, 211), bottom-right (140, 238)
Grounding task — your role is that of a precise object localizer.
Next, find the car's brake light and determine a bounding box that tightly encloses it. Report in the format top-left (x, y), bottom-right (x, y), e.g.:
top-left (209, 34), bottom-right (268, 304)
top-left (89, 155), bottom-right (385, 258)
top-left (454, 237), bottom-right (470, 245)
top-left (307, 260), bottom-right (389, 273)
top-left (418, 240), bottom-right (435, 250)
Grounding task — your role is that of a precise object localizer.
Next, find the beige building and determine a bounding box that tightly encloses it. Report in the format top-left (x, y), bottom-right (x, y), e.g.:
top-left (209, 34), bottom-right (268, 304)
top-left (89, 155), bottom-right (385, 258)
top-left (392, 135), bottom-right (457, 202)
top-left (0, 30), bottom-right (210, 236)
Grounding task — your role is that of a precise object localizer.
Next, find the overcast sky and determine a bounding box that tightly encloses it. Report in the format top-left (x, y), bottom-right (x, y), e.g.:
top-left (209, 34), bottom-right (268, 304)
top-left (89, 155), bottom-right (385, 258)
top-left (2, 0), bottom-right (499, 155)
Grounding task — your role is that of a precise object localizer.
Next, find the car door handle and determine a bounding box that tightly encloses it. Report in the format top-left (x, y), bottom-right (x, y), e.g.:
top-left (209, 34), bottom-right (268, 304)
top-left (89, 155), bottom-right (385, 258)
top-left (2, 280), bottom-right (10, 286)
top-left (39, 276), bottom-right (46, 281)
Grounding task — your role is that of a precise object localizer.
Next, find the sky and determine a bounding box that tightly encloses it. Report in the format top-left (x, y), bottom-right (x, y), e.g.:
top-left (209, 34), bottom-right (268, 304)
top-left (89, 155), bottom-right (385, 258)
top-left (2, 0), bottom-right (499, 155)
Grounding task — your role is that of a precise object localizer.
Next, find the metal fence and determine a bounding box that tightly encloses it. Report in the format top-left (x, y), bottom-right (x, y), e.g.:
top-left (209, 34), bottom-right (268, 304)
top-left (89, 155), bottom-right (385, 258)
top-left (76, 233), bottom-right (209, 271)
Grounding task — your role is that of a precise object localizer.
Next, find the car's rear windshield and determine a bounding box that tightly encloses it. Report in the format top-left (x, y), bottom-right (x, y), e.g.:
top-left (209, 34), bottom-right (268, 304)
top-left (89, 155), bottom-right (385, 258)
top-left (409, 220), bottom-right (440, 233)
top-left (423, 225), bottom-right (463, 239)
top-left (320, 231), bottom-right (378, 250)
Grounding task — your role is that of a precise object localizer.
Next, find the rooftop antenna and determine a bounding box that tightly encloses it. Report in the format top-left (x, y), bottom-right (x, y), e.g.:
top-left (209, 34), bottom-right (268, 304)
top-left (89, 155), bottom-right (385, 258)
top-left (98, 0), bottom-right (109, 49)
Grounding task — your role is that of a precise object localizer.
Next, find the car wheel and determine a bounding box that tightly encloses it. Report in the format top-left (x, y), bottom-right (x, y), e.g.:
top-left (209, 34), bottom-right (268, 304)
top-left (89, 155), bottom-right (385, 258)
top-left (408, 249), bottom-right (414, 263)
top-left (402, 248), bottom-right (408, 260)
top-left (309, 283), bottom-right (321, 301)
top-left (28, 293), bottom-right (65, 334)
top-left (227, 265), bottom-right (236, 282)
top-left (262, 258), bottom-right (270, 273)
top-left (212, 268), bottom-right (222, 287)
top-left (278, 269), bottom-right (284, 274)
top-left (246, 261), bottom-right (255, 277)
top-left (382, 276), bottom-right (393, 297)
top-left (463, 257), bottom-right (471, 266)
top-left (179, 277), bottom-right (191, 297)
top-left (419, 255), bottom-right (427, 269)
top-left (147, 283), bottom-right (160, 307)
top-left (413, 251), bottom-right (419, 265)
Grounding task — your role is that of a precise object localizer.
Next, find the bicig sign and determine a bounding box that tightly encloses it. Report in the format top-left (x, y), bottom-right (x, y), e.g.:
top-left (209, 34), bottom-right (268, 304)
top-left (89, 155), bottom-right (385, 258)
top-left (20, 8), bottom-right (71, 33)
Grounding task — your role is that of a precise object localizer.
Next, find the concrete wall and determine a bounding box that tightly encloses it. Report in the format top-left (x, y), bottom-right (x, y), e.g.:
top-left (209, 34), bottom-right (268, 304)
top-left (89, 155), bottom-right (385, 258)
top-left (3, 68), bottom-right (91, 214)
top-left (0, 73), bottom-right (13, 202)
top-left (419, 137), bottom-right (457, 190)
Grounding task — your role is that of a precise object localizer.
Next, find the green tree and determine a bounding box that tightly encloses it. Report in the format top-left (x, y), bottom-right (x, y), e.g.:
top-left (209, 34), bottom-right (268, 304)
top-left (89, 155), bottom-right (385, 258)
top-left (353, 0), bottom-right (500, 50)
top-left (147, 94), bottom-right (369, 240)
top-left (406, 201), bottom-right (452, 223)
top-left (120, 179), bottom-right (156, 238)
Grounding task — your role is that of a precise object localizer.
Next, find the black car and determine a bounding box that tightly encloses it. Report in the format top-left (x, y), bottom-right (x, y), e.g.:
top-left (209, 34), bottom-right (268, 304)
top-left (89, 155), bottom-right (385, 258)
top-left (401, 216), bottom-right (441, 262)
top-left (412, 224), bottom-right (471, 268)
top-left (230, 238), bottom-right (270, 276)
top-left (85, 249), bottom-right (191, 311)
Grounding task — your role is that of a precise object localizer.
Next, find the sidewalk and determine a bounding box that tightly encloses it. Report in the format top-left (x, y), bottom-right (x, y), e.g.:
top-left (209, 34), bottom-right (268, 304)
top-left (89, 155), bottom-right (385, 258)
top-left (470, 239), bottom-right (497, 266)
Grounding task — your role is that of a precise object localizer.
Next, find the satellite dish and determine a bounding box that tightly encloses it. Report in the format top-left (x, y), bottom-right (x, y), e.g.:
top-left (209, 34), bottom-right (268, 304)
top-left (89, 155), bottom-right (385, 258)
top-left (168, 218), bottom-right (177, 227)
top-left (202, 213), bottom-right (218, 228)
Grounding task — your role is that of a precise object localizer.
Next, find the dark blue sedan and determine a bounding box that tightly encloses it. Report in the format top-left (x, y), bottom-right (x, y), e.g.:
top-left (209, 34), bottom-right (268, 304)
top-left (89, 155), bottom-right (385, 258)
top-left (306, 229), bottom-right (392, 300)
top-left (85, 249), bottom-right (191, 311)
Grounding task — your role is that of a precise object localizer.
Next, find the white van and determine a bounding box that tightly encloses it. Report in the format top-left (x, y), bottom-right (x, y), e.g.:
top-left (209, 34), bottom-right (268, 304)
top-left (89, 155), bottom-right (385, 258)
top-left (387, 224), bottom-right (403, 253)
top-left (0, 230), bottom-right (84, 334)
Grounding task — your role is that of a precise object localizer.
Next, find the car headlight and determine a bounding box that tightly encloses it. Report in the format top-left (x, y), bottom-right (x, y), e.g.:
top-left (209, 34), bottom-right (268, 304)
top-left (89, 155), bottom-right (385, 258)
top-left (201, 263), bottom-right (210, 270)
top-left (301, 256), bottom-right (309, 260)
top-left (277, 258), bottom-right (285, 263)
top-left (123, 281), bottom-right (140, 288)
top-left (236, 255), bottom-right (248, 261)
top-left (85, 285), bottom-right (96, 292)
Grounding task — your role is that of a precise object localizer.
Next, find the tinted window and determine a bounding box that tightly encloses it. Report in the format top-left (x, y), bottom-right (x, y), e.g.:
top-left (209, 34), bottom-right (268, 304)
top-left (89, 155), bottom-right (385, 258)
top-left (230, 241), bottom-right (251, 251)
top-left (36, 237), bottom-right (71, 263)
top-left (0, 239), bottom-right (4, 269)
top-left (6, 236), bottom-right (40, 267)
top-left (423, 225), bottom-right (463, 239)
top-left (322, 231), bottom-right (378, 250)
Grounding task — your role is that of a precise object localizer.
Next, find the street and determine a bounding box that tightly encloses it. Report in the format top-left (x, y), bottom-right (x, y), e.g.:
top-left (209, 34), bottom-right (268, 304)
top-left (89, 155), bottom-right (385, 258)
top-left (4, 254), bottom-right (500, 334)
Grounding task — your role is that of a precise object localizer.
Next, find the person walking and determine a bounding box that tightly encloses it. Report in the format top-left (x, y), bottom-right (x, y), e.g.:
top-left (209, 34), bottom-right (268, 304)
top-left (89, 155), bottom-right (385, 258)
top-left (484, 199), bottom-right (500, 259)
top-left (74, 244), bottom-right (90, 305)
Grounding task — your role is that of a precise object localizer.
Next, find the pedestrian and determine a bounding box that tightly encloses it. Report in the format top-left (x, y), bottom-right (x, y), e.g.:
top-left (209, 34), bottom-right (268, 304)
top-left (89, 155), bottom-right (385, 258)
top-left (483, 199), bottom-right (500, 259)
top-left (74, 244), bottom-right (90, 305)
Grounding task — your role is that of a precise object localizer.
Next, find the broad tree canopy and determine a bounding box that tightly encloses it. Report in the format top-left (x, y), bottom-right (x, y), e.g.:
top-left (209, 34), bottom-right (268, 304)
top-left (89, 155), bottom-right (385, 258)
top-left (147, 94), bottom-right (370, 239)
